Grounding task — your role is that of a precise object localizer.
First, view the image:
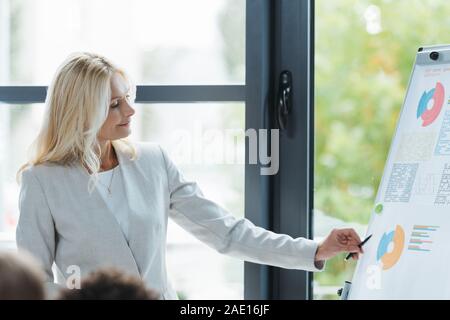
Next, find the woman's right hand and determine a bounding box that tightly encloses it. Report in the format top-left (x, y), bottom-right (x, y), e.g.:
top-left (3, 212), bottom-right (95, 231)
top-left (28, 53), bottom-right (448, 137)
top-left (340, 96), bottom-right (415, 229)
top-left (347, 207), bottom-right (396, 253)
top-left (314, 228), bottom-right (363, 263)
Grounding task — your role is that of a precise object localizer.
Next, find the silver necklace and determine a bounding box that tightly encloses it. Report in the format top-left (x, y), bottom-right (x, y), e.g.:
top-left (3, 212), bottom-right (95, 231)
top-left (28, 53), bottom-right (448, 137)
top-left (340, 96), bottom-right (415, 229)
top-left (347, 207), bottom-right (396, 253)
top-left (98, 167), bottom-right (116, 195)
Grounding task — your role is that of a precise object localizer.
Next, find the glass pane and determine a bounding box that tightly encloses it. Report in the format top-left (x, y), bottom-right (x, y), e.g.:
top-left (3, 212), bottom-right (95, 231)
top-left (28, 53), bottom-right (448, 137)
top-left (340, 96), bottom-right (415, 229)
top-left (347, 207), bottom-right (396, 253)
top-left (0, 104), bottom-right (44, 250)
top-left (0, 0), bottom-right (245, 85)
top-left (0, 101), bottom-right (245, 299)
top-left (314, 0), bottom-right (450, 300)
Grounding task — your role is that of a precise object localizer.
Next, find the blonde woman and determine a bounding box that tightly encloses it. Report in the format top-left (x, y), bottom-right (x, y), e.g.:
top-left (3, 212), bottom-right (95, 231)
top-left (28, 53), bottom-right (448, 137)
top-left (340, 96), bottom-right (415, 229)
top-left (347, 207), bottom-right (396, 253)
top-left (16, 52), bottom-right (363, 299)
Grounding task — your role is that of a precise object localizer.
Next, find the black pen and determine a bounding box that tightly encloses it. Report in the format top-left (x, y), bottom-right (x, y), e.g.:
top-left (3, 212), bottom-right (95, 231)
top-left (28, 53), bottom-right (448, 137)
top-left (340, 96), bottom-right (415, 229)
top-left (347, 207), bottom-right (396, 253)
top-left (345, 234), bottom-right (372, 261)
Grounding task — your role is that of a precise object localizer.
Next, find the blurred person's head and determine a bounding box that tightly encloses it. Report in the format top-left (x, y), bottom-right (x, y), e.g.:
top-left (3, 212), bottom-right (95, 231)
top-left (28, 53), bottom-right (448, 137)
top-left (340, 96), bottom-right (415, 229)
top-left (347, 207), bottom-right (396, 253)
top-left (0, 251), bottom-right (45, 300)
top-left (17, 52), bottom-right (136, 192)
top-left (57, 268), bottom-right (160, 300)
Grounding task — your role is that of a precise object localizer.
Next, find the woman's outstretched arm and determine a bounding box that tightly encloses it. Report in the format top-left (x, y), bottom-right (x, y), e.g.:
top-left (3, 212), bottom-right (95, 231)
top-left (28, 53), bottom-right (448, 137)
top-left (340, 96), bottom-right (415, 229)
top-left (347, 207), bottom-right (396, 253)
top-left (159, 146), bottom-right (362, 272)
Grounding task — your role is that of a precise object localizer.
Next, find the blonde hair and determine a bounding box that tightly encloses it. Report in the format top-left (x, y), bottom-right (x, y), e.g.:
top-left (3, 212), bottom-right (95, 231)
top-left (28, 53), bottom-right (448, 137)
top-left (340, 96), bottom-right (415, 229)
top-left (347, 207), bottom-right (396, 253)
top-left (17, 52), bottom-right (136, 192)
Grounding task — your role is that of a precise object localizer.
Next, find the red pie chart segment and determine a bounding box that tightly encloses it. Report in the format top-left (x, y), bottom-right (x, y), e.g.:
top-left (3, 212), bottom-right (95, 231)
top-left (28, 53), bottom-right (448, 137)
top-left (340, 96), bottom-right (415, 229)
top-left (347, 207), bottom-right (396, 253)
top-left (419, 82), bottom-right (445, 127)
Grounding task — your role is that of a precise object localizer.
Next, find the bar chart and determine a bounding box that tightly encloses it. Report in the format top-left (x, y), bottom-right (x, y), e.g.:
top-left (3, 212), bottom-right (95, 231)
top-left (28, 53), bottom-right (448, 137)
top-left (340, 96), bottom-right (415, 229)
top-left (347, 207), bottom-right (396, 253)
top-left (407, 225), bottom-right (440, 252)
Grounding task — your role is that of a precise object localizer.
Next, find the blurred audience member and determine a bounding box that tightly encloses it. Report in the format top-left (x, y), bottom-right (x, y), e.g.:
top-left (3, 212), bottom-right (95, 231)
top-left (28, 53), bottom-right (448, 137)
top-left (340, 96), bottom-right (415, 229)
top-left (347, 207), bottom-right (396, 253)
top-left (0, 250), bottom-right (45, 299)
top-left (57, 268), bottom-right (160, 300)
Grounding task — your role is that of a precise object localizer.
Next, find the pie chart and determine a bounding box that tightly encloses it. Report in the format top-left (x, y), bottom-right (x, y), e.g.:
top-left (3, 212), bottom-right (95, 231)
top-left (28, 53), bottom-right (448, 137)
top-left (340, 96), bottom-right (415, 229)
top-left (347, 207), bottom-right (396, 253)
top-left (417, 82), bottom-right (445, 127)
top-left (376, 225), bottom-right (405, 270)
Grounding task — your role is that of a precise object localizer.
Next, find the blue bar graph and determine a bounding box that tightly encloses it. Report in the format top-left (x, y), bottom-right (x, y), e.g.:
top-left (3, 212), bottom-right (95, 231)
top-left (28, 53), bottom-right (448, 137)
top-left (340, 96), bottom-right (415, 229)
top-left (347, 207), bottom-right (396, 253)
top-left (408, 225), bottom-right (440, 252)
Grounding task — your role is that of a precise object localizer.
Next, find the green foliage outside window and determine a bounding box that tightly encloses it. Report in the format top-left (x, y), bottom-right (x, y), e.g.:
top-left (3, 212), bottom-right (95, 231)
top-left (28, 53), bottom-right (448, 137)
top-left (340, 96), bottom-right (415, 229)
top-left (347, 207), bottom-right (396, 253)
top-left (315, 0), bottom-right (450, 298)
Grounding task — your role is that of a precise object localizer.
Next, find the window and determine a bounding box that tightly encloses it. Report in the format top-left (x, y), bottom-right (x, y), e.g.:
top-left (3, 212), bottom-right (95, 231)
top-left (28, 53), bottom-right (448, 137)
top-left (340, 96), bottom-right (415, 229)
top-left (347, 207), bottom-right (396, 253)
top-left (3, 0), bottom-right (244, 85)
top-left (314, 0), bottom-right (450, 299)
top-left (0, 104), bottom-right (44, 235)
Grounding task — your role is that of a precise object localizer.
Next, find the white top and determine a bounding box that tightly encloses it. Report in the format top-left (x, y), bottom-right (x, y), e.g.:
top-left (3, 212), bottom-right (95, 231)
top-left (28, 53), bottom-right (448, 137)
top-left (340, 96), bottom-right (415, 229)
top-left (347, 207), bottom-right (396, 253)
top-left (96, 166), bottom-right (130, 243)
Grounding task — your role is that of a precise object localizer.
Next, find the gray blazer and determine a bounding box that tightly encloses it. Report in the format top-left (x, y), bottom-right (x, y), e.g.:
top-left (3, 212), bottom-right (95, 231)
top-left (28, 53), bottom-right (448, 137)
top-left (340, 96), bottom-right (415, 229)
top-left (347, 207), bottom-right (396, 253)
top-left (16, 142), bottom-right (323, 299)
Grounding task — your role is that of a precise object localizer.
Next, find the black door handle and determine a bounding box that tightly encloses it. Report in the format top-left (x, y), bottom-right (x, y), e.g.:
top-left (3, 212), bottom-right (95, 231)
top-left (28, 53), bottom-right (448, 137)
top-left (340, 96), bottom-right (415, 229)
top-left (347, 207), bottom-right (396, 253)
top-left (276, 70), bottom-right (292, 130)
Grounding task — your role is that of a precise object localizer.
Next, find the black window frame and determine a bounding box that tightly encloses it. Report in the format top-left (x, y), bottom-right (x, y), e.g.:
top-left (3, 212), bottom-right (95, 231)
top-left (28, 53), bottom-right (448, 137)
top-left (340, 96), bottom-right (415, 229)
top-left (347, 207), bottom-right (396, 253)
top-left (245, 0), bottom-right (314, 300)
